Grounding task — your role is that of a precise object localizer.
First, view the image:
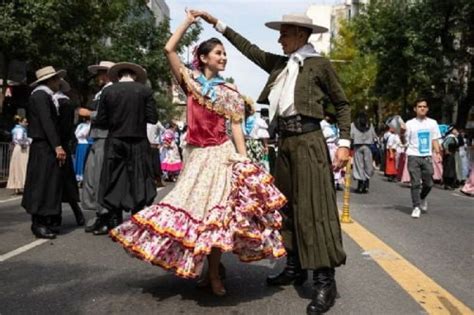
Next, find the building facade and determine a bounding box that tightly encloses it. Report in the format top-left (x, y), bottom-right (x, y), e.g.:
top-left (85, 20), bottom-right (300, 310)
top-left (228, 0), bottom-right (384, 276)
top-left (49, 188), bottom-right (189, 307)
top-left (147, 0), bottom-right (170, 25)
top-left (306, 0), bottom-right (369, 54)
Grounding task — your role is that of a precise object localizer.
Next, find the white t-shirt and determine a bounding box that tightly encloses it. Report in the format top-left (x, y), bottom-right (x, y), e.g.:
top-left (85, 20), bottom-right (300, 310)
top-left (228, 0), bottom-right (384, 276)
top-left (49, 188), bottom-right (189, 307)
top-left (405, 117), bottom-right (441, 156)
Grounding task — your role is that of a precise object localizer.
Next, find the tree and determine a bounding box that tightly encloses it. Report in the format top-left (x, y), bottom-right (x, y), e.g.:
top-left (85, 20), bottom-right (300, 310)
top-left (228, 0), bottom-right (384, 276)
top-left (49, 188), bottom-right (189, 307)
top-left (0, 0), bottom-right (202, 118)
top-left (352, 0), bottom-right (473, 126)
top-left (330, 19), bottom-right (378, 123)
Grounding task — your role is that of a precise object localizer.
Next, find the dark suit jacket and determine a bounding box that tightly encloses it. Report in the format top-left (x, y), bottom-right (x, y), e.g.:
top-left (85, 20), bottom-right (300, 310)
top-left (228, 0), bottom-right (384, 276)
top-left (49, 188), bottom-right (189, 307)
top-left (96, 81), bottom-right (158, 138)
top-left (27, 89), bottom-right (61, 151)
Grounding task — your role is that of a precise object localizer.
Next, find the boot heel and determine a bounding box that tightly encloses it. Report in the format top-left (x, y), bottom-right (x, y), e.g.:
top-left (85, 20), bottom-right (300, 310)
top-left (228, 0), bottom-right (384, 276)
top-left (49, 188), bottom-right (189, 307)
top-left (294, 274), bottom-right (308, 285)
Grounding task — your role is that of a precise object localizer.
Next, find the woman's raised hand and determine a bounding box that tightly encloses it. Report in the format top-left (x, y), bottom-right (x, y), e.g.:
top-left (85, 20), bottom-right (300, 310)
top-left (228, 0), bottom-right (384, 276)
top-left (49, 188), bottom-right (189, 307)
top-left (189, 10), bottom-right (218, 26)
top-left (184, 8), bottom-right (199, 24)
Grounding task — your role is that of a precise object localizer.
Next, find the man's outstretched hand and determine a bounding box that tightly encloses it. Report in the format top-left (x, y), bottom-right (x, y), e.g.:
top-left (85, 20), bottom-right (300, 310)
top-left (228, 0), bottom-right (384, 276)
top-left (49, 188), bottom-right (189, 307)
top-left (333, 147), bottom-right (350, 171)
top-left (189, 10), bottom-right (217, 25)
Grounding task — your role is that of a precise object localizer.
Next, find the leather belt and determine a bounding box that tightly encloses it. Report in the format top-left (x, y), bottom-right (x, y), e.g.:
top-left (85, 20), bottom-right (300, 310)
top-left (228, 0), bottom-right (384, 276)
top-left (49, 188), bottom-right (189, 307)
top-left (277, 114), bottom-right (321, 138)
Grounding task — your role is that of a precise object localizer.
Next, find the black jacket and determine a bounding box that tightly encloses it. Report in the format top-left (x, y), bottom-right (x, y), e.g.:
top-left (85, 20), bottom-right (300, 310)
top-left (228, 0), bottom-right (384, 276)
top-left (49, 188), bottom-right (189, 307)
top-left (27, 89), bottom-right (61, 151)
top-left (96, 81), bottom-right (158, 138)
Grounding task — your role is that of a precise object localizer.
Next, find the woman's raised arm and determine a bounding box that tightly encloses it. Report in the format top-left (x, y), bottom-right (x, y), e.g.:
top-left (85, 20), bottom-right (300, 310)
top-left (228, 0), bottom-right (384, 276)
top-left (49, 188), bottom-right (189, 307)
top-left (164, 10), bottom-right (198, 85)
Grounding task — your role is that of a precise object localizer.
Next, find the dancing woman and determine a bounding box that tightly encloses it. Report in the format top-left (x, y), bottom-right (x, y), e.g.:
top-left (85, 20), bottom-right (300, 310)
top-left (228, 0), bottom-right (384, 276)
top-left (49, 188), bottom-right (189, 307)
top-left (109, 10), bottom-right (287, 296)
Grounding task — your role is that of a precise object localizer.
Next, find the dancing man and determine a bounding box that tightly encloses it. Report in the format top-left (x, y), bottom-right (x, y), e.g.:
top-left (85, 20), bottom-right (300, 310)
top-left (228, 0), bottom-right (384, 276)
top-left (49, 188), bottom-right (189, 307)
top-left (197, 10), bottom-right (350, 314)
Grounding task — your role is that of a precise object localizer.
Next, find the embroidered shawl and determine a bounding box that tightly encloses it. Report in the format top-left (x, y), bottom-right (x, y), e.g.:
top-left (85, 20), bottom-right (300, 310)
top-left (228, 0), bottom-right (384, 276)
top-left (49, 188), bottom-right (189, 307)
top-left (180, 67), bottom-right (244, 122)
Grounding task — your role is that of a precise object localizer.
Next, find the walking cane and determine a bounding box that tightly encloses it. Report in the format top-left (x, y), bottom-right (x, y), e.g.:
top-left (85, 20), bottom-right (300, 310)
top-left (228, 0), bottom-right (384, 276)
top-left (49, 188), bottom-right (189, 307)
top-left (340, 157), bottom-right (353, 224)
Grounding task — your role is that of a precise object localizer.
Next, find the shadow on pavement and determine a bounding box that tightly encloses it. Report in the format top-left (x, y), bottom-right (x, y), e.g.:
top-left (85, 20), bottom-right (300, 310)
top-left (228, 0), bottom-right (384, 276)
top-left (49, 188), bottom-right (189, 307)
top-left (388, 204), bottom-right (413, 216)
top-left (136, 261), bottom-right (285, 307)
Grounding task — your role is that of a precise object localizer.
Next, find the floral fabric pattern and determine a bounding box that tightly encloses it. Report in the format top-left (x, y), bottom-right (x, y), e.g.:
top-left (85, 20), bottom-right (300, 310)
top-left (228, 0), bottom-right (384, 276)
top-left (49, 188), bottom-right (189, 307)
top-left (110, 140), bottom-right (287, 278)
top-left (180, 67), bottom-right (244, 122)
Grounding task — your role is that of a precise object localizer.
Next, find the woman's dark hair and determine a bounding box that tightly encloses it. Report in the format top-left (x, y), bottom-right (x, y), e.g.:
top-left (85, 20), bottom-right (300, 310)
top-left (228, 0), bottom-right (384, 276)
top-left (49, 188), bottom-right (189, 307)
top-left (354, 112), bottom-right (370, 132)
top-left (13, 115), bottom-right (24, 124)
top-left (193, 38), bottom-right (224, 70)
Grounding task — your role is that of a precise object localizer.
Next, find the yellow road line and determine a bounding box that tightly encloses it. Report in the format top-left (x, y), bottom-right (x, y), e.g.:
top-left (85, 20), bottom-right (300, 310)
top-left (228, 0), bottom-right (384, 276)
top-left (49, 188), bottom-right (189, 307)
top-left (342, 220), bottom-right (473, 315)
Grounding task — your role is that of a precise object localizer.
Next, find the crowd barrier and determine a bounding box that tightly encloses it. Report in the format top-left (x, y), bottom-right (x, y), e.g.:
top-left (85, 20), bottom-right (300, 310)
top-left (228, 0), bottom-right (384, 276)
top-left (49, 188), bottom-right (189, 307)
top-left (0, 142), bottom-right (12, 182)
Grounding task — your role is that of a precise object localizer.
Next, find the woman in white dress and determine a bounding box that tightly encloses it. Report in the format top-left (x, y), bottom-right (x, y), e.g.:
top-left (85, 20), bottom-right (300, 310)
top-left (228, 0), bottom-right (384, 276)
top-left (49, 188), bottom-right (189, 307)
top-left (7, 115), bottom-right (31, 194)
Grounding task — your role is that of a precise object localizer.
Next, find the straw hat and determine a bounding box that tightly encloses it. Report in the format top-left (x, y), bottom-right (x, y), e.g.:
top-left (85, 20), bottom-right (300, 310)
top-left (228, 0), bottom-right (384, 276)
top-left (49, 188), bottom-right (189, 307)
top-left (59, 79), bottom-right (71, 93)
top-left (265, 13), bottom-right (328, 34)
top-left (30, 66), bottom-right (66, 87)
top-left (243, 95), bottom-right (256, 114)
top-left (88, 61), bottom-right (115, 74)
top-left (108, 62), bottom-right (147, 84)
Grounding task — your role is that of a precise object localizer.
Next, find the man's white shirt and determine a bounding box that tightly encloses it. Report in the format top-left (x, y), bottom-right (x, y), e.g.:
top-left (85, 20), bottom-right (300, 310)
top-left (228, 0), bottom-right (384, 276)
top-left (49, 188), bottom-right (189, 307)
top-left (405, 117), bottom-right (441, 156)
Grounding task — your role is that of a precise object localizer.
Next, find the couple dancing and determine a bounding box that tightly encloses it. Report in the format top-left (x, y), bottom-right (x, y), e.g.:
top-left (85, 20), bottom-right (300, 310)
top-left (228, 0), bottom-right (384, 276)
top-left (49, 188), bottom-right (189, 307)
top-left (110, 9), bottom-right (350, 314)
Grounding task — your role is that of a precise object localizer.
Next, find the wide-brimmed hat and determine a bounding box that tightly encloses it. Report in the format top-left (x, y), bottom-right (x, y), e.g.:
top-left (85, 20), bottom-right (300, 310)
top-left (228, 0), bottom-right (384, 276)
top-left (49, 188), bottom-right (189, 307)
top-left (59, 79), bottom-right (71, 93)
top-left (265, 13), bottom-right (328, 34)
top-left (446, 125), bottom-right (456, 135)
top-left (242, 95), bottom-right (256, 114)
top-left (108, 62), bottom-right (147, 84)
top-left (30, 66), bottom-right (66, 87)
top-left (88, 61), bottom-right (115, 75)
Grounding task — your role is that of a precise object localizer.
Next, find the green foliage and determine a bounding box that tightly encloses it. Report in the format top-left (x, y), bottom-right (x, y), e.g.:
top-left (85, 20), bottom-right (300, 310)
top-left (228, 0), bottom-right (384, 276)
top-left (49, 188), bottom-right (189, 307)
top-left (351, 0), bottom-right (473, 125)
top-left (0, 0), bottom-right (202, 119)
top-left (330, 20), bottom-right (378, 122)
top-left (224, 77), bottom-right (235, 84)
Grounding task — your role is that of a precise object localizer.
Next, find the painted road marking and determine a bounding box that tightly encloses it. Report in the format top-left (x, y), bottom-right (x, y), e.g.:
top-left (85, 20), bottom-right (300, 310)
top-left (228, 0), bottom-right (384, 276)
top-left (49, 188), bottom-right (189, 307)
top-left (0, 239), bottom-right (49, 262)
top-left (342, 220), bottom-right (473, 314)
top-left (0, 187), bottom-right (166, 263)
top-left (0, 196), bottom-right (22, 204)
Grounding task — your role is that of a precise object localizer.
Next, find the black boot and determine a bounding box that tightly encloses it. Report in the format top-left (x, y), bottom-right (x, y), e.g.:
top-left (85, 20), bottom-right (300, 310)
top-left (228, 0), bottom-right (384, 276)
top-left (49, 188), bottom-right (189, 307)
top-left (108, 212), bottom-right (123, 229)
top-left (267, 253), bottom-right (307, 286)
top-left (46, 215), bottom-right (62, 234)
top-left (355, 180), bottom-right (363, 193)
top-left (93, 212), bottom-right (122, 235)
top-left (307, 268), bottom-right (337, 315)
top-left (31, 216), bottom-right (56, 239)
top-left (362, 180), bottom-right (369, 193)
top-left (93, 214), bottom-right (110, 235)
top-left (70, 202), bottom-right (85, 226)
top-left (85, 216), bottom-right (100, 233)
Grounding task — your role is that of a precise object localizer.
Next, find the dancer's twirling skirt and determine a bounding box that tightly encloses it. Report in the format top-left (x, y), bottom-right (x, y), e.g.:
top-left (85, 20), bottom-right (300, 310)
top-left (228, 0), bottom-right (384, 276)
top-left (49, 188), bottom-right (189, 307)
top-left (110, 141), bottom-right (287, 278)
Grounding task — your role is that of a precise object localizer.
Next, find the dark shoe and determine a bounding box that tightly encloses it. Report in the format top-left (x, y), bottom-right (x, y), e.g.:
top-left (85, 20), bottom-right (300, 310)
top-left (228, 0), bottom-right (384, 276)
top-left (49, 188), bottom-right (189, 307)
top-left (45, 215), bottom-right (61, 234)
top-left (70, 203), bottom-right (85, 226)
top-left (31, 224), bottom-right (56, 239)
top-left (267, 255), bottom-right (307, 286)
top-left (85, 217), bottom-right (101, 233)
top-left (307, 268), bottom-right (337, 315)
top-left (355, 180), bottom-right (363, 193)
top-left (108, 213), bottom-right (123, 229)
top-left (92, 224), bottom-right (109, 236)
top-left (362, 180), bottom-right (369, 193)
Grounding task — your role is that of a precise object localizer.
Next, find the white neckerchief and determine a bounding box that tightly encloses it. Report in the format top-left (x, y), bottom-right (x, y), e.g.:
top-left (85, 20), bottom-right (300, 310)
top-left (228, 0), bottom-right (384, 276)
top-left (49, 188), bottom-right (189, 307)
top-left (119, 75), bottom-right (134, 82)
top-left (53, 91), bottom-right (69, 113)
top-left (268, 44), bottom-right (320, 122)
top-left (93, 81), bottom-right (113, 101)
top-left (31, 84), bottom-right (54, 96)
top-left (31, 85), bottom-right (59, 113)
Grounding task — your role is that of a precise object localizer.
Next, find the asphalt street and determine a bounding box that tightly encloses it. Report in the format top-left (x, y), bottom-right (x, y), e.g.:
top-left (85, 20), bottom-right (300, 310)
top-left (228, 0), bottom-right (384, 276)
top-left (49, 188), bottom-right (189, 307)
top-left (0, 173), bottom-right (472, 315)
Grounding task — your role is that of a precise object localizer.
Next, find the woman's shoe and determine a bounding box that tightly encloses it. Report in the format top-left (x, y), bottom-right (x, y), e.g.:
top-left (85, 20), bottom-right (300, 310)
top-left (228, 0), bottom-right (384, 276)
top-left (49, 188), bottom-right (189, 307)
top-left (209, 277), bottom-right (226, 296)
top-left (197, 263), bottom-right (226, 288)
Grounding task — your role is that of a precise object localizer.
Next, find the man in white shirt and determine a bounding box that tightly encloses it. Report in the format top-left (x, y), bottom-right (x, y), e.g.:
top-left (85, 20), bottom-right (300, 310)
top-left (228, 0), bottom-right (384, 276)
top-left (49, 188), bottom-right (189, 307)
top-left (401, 99), bottom-right (441, 218)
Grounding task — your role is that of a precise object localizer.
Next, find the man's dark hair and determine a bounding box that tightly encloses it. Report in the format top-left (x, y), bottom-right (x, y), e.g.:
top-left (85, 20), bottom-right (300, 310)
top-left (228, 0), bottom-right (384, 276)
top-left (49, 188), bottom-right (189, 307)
top-left (118, 68), bottom-right (136, 78)
top-left (296, 26), bottom-right (312, 41)
top-left (414, 97), bottom-right (429, 107)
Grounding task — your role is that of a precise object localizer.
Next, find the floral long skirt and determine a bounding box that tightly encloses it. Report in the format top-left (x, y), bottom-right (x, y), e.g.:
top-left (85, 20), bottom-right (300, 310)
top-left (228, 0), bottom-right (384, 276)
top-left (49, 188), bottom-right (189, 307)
top-left (110, 140), bottom-right (287, 278)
